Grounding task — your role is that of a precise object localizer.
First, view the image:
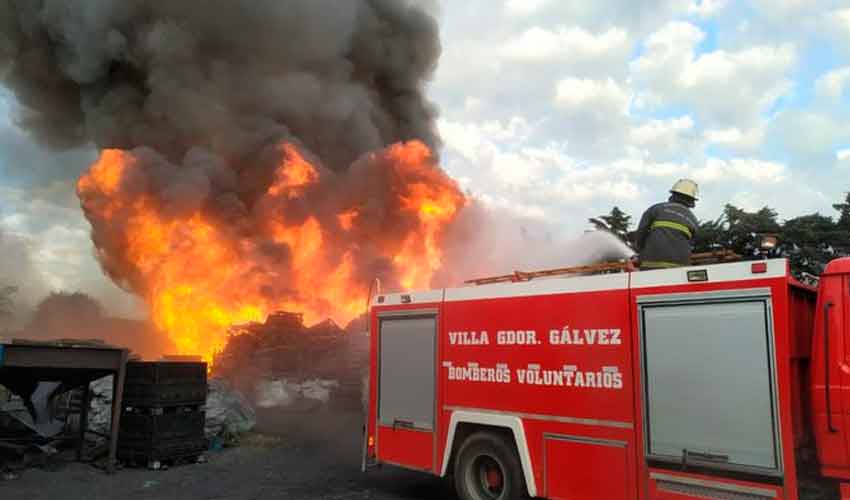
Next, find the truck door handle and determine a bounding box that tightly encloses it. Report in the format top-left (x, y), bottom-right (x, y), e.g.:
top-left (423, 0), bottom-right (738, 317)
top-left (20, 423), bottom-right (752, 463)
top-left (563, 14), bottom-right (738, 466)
top-left (393, 419), bottom-right (414, 430)
top-left (682, 449), bottom-right (729, 465)
top-left (825, 301), bottom-right (838, 433)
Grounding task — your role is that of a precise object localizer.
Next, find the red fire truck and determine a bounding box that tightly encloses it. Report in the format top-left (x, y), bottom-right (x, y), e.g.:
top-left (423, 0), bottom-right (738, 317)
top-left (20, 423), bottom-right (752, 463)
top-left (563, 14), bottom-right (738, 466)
top-left (364, 257), bottom-right (850, 500)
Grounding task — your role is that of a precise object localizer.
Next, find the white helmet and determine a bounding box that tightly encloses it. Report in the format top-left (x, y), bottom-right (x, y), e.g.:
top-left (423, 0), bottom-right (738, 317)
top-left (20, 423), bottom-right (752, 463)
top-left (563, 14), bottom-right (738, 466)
top-left (670, 179), bottom-right (699, 200)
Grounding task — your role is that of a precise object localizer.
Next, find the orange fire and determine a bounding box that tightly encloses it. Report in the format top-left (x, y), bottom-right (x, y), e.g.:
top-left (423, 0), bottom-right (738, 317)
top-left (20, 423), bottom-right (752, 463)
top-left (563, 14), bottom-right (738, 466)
top-left (77, 140), bottom-right (465, 361)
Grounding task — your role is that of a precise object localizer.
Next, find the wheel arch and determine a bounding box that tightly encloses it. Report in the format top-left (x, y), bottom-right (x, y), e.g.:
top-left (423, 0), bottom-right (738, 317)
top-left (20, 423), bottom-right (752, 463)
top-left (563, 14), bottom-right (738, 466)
top-left (440, 410), bottom-right (537, 498)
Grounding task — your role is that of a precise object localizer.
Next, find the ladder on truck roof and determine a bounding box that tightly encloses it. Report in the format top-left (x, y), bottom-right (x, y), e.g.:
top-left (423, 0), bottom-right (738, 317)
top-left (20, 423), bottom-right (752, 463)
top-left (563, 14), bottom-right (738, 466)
top-left (464, 250), bottom-right (741, 286)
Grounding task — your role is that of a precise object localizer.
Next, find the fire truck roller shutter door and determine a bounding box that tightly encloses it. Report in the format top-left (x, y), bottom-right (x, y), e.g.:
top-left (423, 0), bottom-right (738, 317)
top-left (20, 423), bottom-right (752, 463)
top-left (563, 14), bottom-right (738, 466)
top-left (376, 313), bottom-right (438, 472)
top-left (379, 315), bottom-right (436, 430)
top-left (639, 290), bottom-right (781, 474)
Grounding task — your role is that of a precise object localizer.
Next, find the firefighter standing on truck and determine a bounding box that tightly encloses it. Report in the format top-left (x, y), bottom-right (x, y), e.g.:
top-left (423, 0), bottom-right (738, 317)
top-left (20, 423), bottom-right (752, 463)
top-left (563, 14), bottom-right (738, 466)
top-left (634, 179), bottom-right (699, 270)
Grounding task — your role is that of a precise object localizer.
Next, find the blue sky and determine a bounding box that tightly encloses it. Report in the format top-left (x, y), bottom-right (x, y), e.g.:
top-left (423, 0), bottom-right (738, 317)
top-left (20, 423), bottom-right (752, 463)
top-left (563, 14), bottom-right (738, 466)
top-left (1, 0), bottom-right (849, 317)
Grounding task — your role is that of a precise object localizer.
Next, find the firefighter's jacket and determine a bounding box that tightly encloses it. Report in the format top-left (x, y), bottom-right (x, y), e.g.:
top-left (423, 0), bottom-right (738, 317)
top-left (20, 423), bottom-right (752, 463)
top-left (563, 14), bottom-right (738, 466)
top-left (635, 201), bottom-right (699, 269)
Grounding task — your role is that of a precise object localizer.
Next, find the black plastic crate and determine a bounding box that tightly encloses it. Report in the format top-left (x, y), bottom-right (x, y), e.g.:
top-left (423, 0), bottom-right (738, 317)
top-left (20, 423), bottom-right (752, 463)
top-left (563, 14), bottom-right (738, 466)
top-left (119, 408), bottom-right (205, 444)
top-left (125, 362), bottom-right (207, 385)
top-left (124, 362), bottom-right (208, 407)
top-left (124, 383), bottom-right (207, 407)
top-left (118, 436), bottom-right (207, 464)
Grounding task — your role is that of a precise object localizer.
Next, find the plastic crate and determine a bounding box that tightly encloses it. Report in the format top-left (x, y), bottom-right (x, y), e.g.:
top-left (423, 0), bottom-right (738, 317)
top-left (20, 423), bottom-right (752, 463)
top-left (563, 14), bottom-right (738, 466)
top-left (119, 408), bottom-right (205, 444)
top-left (125, 362), bottom-right (207, 385)
top-left (124, 383), bottom-right (208, 407)
top-left (118, 436), bottom-right (207, 464)
top-left (124, 362), bottom-right (208, 407)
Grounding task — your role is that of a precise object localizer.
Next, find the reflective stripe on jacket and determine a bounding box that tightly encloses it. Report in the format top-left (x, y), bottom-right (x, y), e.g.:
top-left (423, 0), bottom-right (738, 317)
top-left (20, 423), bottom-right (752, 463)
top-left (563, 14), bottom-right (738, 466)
top-left (635, 201), bottom-right (699, 268)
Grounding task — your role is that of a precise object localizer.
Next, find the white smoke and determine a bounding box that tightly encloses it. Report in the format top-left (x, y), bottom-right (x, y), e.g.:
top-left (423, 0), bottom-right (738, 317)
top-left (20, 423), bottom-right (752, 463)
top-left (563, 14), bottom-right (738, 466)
top-left (0, 227), bottom-right (49, 329)
top-left (435, 204), bottom-right (636, 286)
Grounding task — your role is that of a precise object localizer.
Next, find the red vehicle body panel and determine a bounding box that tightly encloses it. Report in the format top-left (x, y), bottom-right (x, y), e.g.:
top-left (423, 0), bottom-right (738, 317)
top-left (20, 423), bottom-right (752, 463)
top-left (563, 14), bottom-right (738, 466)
top-left (366, 259), bottom-right (850, 499)
top-left (812, 269), bottom-right (850, 479)
top-left (376, 427), bottom-right (434, 472)
top-left (545, 436), bottom-right (630, 500)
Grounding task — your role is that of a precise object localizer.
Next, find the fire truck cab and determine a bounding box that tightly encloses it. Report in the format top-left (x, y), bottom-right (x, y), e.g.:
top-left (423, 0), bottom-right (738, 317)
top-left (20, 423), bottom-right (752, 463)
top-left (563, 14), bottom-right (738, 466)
top-left (365, 257), bottom-right (850, 500)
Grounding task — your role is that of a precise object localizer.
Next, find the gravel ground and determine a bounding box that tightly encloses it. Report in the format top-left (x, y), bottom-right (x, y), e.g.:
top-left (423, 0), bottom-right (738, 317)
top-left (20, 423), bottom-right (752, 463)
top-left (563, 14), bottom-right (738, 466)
top-left (0, 407), bottom-right (455, 500)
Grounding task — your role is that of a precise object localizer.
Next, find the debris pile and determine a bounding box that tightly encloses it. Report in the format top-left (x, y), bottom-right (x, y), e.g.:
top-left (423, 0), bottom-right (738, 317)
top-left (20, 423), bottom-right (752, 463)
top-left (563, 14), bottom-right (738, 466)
top-left (0, 380), bottom-right (95, 476)
top-left (87, 377), bottom-right (114, 439)
top-left (205, 379), bottom-right (256, 440)
top-left (213, 312), bottom-right (368, 412)
top-left (255, 379), bottom-right (340, 411)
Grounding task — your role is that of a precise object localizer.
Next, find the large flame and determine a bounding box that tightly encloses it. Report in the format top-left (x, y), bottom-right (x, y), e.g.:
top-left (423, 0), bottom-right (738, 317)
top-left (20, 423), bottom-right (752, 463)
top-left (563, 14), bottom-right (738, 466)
top-left (77, 141), bottom-right (465, 361)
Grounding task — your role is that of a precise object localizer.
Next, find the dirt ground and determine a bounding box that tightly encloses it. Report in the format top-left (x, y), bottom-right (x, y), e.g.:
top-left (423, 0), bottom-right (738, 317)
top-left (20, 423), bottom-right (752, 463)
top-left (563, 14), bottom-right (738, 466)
top-left (0, 407), bottom-right (455, 500)
top-left (0, 407), bottom-right (837, 500)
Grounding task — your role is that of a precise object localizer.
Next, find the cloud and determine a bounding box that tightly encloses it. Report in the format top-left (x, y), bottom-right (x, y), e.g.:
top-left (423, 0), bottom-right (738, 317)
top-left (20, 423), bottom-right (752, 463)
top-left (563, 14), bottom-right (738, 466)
top-left (504, 0), bottom-right (692, 35)
top-left (437, 116), bottom-right (532, 163)
top-left (503, 0), bottom-right (552, 17)
top-left (815, 66), bottom-right (850, 99)
top-left (768, 110), bottom-right (850, 162)
top-left (433, 38), bottom-right (503, 91)
top-left (751, 0), bottom-right (821, 16)
top-left (555, 77), bottom-right (631, 114)
top-left (0, 224), bottom-right (48, 323)
top-left (500, 26), bottom-right (630, 68)
top-left (830, 8), bottom-right (850, 44)
top-left (438, 116), bottom-right (555, 205)
top-left (692, 158), bottom-right (788, 184)
top-left (747, 0), bottom-right (833, 31)
top-left (550, 174), bottom-right (641, 203)
top-left (553, 77), bottom-right (633, 158)
top-left (611, 157), bottom-right (688, 178)
top-left (632, 21), bottom-right (796, 128)
top-left (438, 112), bottom-right (731, 236)
top-left (425, 3), bottom-right (847, 226)
top-left (0, 185), bottom-right (142, 319)
top-left (630, 21), bottom-right (705, 78)
top-left (838, 149), bottom-right (850, 169)
top-left (629, 115), bottom-right (696, 157)
top-left (688, 0), bottom-right (729, 18)
top-left (704, 125), bottom-right (766, 152)
top-left (438, 115), bottom-right (651, 226)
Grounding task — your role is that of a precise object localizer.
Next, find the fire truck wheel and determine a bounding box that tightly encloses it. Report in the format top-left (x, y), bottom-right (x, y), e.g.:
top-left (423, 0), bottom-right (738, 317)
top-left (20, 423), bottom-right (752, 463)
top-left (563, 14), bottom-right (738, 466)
top-left (454, 432), bottom-right (526, 500)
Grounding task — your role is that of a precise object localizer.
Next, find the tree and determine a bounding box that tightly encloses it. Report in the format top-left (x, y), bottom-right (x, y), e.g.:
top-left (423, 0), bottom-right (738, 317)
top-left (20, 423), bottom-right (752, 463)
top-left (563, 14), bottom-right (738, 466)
top-left (692, 216), bottom-right (726, 253)
top-left (834, 191), bottom-right (850, 232)
top-left (27, 292), bottom-right (103, 338)
top-left (667, 191), bottom-right (850, 280)
top-left (692, 204), bottom-right (781, 257)
top-left (782, 213), bottom-right (840, 245)
top-left (723, 205), bottom-right (781, 250)
top-left (781, 213), bottom-right (840, 276)
top-left (590, 206), bottom-right (632, 243)
top-left (601, 207), bottom-right (632, 235)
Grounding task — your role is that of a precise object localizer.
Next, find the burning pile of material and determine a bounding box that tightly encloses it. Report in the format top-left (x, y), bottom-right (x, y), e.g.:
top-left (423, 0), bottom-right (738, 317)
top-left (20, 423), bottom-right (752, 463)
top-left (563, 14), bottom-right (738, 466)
top-left (213, 311), bottom-right (368, 410)
top-left (1, 0), bottom-right (463, 360)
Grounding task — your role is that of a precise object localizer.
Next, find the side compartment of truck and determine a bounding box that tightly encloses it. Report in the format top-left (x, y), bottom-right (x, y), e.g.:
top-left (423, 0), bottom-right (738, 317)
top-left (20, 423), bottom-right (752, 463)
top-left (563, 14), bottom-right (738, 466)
top-left (371, 304), bottom-right (442, 473)
top-left (635, 288), bottom-right (785, 499)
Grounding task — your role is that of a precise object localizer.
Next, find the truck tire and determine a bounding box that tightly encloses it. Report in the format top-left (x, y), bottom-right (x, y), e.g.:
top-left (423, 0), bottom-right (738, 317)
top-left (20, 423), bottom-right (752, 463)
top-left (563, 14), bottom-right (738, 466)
top-left (453, 432), bottom-right (526, 500)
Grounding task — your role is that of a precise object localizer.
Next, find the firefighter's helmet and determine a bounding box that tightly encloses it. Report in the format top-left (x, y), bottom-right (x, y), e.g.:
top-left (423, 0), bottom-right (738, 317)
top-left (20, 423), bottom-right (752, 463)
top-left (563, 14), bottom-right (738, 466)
top-left (670, 179), bottom-right (699, 201)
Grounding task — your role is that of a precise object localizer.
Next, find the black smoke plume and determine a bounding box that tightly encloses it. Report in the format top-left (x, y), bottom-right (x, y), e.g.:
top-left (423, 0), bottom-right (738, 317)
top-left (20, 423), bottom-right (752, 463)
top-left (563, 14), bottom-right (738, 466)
top-left (0, 0), bottom-right (441, 163)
